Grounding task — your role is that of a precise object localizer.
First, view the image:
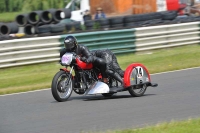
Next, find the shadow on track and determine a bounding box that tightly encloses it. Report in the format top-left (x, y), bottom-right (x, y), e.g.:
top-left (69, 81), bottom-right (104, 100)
top-left (72, 94), bottom-right (156, 101)
top-left (50, 94), bottom-right (156, 103)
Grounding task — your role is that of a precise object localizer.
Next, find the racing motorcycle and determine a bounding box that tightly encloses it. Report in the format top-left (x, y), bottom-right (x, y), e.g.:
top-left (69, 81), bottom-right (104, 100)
top-left (51, 52), bottom-right (158, 102)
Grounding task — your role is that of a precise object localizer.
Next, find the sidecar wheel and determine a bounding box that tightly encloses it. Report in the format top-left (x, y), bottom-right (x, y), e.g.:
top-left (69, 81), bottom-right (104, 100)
top-left (102, 93), bottom-right (114, 97)
top-left (51, 71), bottom-right (73, 102)
top-left (128, 84), bottom-right (147, 97)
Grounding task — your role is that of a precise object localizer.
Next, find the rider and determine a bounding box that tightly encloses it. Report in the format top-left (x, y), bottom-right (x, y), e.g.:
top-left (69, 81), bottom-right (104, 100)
top-left (90, 49), bottom-right (124, 84)
top-left (60, 35), bottom-right (107, 82)
top-left (60, 35), bottom-right (124, 84)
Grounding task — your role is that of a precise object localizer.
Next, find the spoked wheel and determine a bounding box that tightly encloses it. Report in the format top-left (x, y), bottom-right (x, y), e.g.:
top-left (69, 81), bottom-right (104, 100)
top-left (51, 71), bottom-right (73, 102)
top-left (128, 84), bottom-right (147, 97)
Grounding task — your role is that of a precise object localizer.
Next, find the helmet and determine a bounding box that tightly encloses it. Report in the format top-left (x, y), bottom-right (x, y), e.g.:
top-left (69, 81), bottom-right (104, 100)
top-left (64, 35), bottom-right (78, 51)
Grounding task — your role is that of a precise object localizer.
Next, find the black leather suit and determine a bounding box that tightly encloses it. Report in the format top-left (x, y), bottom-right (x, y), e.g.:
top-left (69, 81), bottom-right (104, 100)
top-left (60, 45), bottom-right (124, 83)
top-left (91, 49), bottom-right (124, 83)
top-left (60, 45), bottom-right (107, 78)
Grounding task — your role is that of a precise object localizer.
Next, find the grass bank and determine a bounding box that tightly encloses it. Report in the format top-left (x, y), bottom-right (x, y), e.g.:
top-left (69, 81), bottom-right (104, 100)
top-left (106, 118), bottom-right (200, 133)
top-left (0, 12), bottom-right (23, 22)
top-left (0, 45), bottom-right (199, 95)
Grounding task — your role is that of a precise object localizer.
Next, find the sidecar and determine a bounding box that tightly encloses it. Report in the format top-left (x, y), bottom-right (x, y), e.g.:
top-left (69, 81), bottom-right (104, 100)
top-left (84, 63), bottom-right (158, 97)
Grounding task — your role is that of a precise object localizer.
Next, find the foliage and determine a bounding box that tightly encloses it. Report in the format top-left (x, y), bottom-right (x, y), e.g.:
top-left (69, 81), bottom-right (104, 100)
top-left (0, 12), bottom-right (23, 22)
top-left (0, 0), bottom-right (71, 12)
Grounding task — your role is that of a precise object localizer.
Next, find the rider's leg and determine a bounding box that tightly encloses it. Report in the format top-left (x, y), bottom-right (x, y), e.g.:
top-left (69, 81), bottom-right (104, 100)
top-left (105, 50), bottom-right (124, 77)
top-left (93, 57), bottom-right (108, 83)
top-left (112, 55), bottom-right (124, 77)
top-left (106, 69), bottom-right (123, 84)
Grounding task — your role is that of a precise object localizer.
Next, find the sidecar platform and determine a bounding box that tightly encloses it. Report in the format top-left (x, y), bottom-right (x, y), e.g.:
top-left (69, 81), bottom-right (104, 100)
top-left (109, 86), bottom-right (125, 93)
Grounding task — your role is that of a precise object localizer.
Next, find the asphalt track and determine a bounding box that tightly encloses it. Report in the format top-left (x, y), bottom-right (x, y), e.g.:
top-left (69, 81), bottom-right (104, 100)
top-left (0, 67), bottom-right (200, 133)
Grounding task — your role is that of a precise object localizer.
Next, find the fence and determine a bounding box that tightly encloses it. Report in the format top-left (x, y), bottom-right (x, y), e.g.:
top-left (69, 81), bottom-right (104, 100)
top-left (0, 22), bottom-right (199, 68)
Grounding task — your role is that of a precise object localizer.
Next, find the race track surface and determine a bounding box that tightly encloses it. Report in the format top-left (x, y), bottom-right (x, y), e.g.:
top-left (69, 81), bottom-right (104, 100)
top-left (1, 67), bottom-right (200, 133)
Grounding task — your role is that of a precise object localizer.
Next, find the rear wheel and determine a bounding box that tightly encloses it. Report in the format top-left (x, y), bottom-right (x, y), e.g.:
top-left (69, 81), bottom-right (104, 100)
top-left (128, 84), bottom-right (147, 97)
top-left (51, 71), bottom-right (73, 102)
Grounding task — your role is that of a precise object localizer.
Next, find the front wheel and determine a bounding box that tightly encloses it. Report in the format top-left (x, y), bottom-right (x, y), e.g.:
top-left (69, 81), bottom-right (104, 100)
top-left (51, 71), bottom-right (73, 102)
top-left (128, 84), bottom-right (147, 97)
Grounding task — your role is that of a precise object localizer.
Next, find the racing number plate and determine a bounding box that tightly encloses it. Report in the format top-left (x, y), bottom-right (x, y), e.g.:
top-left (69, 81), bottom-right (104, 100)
top-left (61, 53), bottom-right (73, 65)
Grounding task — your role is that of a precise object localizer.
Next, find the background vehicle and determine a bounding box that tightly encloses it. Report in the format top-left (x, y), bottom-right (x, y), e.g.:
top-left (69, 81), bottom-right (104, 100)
top-left (64, 0), bottom-right (90, 23)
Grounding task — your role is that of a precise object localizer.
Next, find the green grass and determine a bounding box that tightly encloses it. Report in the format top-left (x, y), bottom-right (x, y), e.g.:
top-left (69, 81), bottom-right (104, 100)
top-left (0, 45), bottom-right (200, 95)
top-left (118, 45), bottom-right (200, 74)
top-left (0, 12), bottom-right (24, 22)
top-left (104, 118), bottom-right (200, 133)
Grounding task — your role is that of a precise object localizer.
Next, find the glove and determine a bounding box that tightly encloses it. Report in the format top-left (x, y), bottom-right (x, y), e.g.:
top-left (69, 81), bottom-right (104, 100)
top-left (80, 57), bottom-right (87, 62)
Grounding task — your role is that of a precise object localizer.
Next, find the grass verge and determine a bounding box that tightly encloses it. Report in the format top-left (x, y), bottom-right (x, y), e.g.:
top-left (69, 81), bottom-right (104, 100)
top-left (105, 118), bottom-right (200, 133)
top-left (0, 45), bottom-right (199, 95)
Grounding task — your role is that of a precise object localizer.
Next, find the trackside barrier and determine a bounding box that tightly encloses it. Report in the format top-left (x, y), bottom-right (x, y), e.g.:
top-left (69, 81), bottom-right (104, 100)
top-left (0, 22), bottom-right (199, 68)
top-left (135, 22), bottom-right (200, 51)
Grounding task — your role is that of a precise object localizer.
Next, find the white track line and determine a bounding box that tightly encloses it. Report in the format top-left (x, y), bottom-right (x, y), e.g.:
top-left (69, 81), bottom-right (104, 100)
top-left (0, 88), bottom-right (50, 97)
top-left (1, 66), bottom-right (200, 97)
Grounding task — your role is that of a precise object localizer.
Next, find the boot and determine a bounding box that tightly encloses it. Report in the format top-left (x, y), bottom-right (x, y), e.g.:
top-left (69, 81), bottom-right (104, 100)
top-left (103, 78), bottom-right (109, 84)
top-left (111, 72), bottom-right (123, 84)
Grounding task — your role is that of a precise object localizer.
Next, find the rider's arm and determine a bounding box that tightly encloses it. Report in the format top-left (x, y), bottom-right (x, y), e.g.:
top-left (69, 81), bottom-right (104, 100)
top-left (79, 45), bottom-right (94, 63)
top-left (60, 48), bottom-right (67, 58)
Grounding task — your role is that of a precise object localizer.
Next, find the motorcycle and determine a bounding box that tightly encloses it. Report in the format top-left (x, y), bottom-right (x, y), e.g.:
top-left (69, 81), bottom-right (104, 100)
top-left (51, 52), bottom-right (158, 102)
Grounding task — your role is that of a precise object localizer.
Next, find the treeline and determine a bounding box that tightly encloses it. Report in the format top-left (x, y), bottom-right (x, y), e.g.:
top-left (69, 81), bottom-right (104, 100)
top-left (0, 0), bottom-right (70, 12)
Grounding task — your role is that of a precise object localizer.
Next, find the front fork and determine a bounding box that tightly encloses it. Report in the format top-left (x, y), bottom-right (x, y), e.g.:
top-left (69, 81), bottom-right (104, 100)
top-left (64, 66), bottom-right (74, 86)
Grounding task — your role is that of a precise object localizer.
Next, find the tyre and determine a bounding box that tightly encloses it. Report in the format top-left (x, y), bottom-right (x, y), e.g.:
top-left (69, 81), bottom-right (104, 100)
top-left (98, 19), bottom-right (110, 26)
top-left (0, 35), bottom-right (10, 41)
top-left (110, 23), bottom-right (124, 28)
top-left (132, 14), bottom-right (144, 22)
top-left (72, 21), bottom-right (81, 30)
top-left (124, 15), bottom-right (135, 23)
top-left (143, 12), bottom-right (162, 20)
top-left (53, 9), bottom-right (63, 22)
top-left (28, 11), bottom-right (42, 25)
top-left (61, 8), bottom-right (71, 19)
top-left (0, 23), bottom-right (10, 35)
top-left (24, 24), bottom-right (35, 35)
top-left (37, 32), bottom-right (51, 36)
top-left (109, 17), bottom-right (124, 25)
top-left (141, 19), bottom-right (163, 26)
top-left (7, 22), bottom-right (19, 34)
top-left (37, 24), bottom-right (51, 34)
top-left (41, 9), bottom-right (55, 24)
top-left (84, 20), bottom-right (95, 27)
top-left (65, 22), bottom-right (73, 31)
top-left (50, 23), bottom-right (65, 33)
top-left (163, 20), bottom-right (172, 24)
top-left (100, 25), bottom-right (110, 29)
top-left (128, 84), bottom-right (147, 97)
top-left (124, 63), bottom-right (150, 96)
top-left (86, 26), bottom-right (93, 30)
top-left (124, 22), bottom-right (139, 27)
top-left (51, 71), bottom-right (73, 102)
top-left (161, 11), bottom-right (178, 20)
top-left (35, 22), bottom-right (45, 34)
top-left (15, 14), bottom-right (29, 26)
